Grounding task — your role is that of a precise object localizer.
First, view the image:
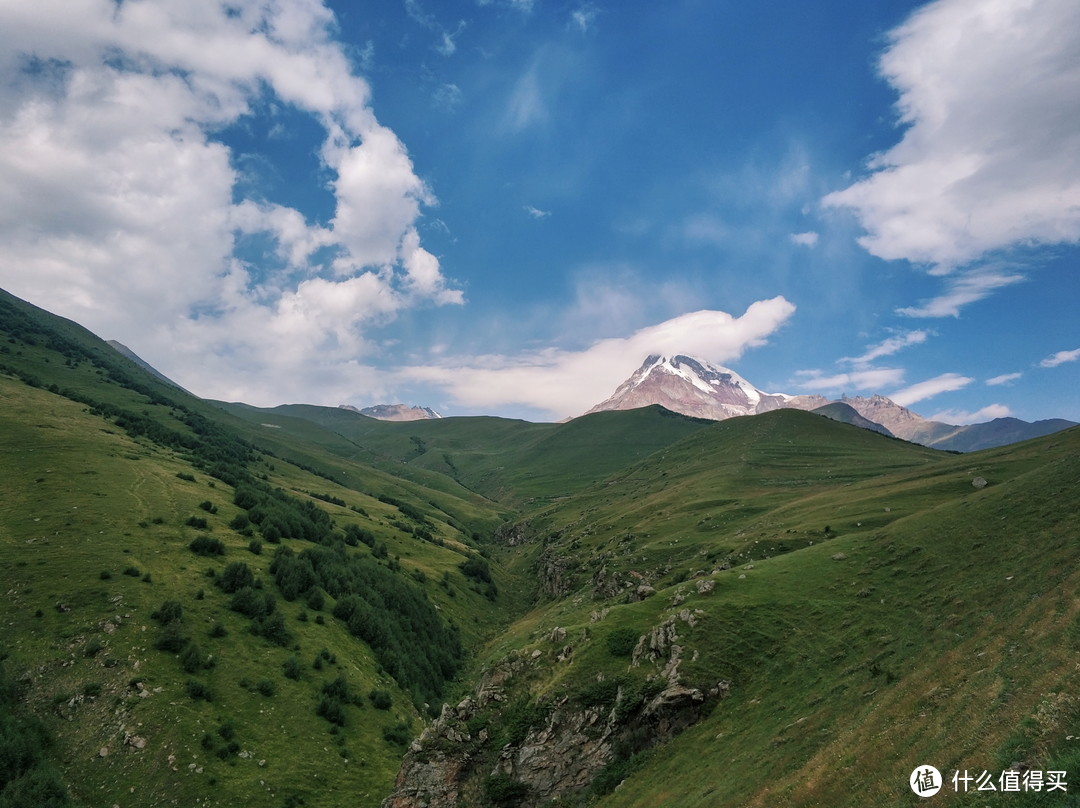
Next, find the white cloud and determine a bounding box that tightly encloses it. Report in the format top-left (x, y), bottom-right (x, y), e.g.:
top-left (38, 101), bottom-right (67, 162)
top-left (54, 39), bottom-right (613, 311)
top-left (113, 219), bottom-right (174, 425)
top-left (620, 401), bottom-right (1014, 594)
top-left (842, 330), bottom-right (927, 365)
top-left (0, 0), bottom-right (461, 407)
top-left (896, 267), bottom-right (1024, 318)
top-left (986, 372), bottom-right (1022, 386)
top-left (823, 0), bottom-right (1080, 270)
top-left (1039, 348), bottom-right (1080, 368)
top-left (793, 367), bottom-right (906, 393)
top-left (524, 205), bottom-right (551, 219)
top-left (571, 5), bottom-right (601, 33)
top-left (890, 373), bottom-right (973, 407)
top-left (789, 231), bottom-right (819, 248)
top-left (929, 404), bottom-right (1012, 424)
top-left (401, 298), bottom-right (797, 419)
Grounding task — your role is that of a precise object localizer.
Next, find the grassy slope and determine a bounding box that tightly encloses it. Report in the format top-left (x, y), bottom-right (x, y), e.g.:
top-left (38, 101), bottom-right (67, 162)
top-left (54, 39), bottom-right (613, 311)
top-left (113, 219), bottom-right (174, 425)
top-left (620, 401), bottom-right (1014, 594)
top-left (3, 287), bottom-right (1079, 808)
top-left (477, 414), bottom-right (1080, 807)
top-left (0, 292), bottom-right (523, 807)
top-left (252, 402), bottom-right (714, 507)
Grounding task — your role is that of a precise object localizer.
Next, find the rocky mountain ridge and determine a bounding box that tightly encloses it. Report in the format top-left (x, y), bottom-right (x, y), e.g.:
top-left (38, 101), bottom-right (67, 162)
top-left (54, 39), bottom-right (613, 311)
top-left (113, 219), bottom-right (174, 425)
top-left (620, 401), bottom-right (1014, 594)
top-left (586, 355), bottom-right (1076, 452)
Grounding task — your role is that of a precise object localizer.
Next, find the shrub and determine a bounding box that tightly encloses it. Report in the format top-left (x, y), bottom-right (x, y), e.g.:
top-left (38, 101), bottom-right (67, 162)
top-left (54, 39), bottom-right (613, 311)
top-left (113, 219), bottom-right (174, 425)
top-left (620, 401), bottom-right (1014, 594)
top-left (316, 695), bottom-right (345, 727)
top-left (217, 561), bottom-right (255, 594)
top-left (381, 722), bottom-right (411, 746)
top-left (98, 570), bottom-right (111, 580)
top-left (185, 680), bottom-right (212, 701)
top-left (185, 515), bottom-right (210, 530)
top-left (189, 535), bottom-right (225, 556)
top-left (369, 689), bottom-right (392, 710)
top-left (151, 600), bottom-right (183, 624)
top-left (209, 623), bottom-right (227, 638)
top-left (176, 472), bottom-right (196, 482)
top-left (84, 638), bottom-right (103, 658)
top-left (248, 539), bottom-right (263, 555)
top-left (484, 774), bottom-right (531, 805)
top-left (283, 656), bottom-right (301, 681)
top-left (198, 500), bottom-right (218, 514)
top-left (122, 566), bottom-right (141, 577)
top-left (257, 679), bottom-right (276, 697)
top-left (180, 643), bottom-right (205, 674)
top-left (605, 627), bottom-right (639, 658)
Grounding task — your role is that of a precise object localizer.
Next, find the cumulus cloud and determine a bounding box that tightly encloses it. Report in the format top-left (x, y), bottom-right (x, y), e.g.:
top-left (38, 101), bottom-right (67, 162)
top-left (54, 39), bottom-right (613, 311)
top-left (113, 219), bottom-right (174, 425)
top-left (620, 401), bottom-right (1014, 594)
top-left (0, 0), bottom-right (460, 407)
top-left (1039, 348), bottom-right (1080, 368)
top-left (400, 298), bottom-right (797, 419)
top-left (986, 372), bottom-right (1022, 386)
top-left (929, 404), bottom-right (1012, 424)
top-left (823, 0), bottom-right (1080, 270)
top-left (890, 373), bottom-right (973, 407)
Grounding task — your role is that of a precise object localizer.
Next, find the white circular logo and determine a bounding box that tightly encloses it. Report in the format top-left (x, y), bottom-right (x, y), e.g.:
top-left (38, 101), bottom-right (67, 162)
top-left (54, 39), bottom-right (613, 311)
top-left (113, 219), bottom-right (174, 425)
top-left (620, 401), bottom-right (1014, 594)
top-left (910, 765), bottom-right (943, 797)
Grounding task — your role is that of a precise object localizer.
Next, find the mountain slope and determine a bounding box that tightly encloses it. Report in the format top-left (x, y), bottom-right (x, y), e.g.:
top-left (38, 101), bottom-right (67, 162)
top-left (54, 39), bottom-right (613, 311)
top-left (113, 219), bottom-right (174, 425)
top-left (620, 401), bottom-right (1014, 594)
top-left (586, 354), bottom-right (827, 420)
top-left (385, 413), bottom-right (1080, 807)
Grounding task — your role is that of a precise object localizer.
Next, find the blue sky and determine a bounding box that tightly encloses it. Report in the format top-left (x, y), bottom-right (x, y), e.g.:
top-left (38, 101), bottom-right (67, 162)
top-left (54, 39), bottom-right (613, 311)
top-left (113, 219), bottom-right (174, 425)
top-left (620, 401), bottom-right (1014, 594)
top-left (0, 0), bottom-right (1076, 423)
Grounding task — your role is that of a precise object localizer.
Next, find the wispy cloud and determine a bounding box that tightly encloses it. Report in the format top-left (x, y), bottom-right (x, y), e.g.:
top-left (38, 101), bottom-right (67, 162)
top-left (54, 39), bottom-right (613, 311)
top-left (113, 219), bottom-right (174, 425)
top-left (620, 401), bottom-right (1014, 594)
top-left (823, 0), bottom-right (1080, 271)
top-left (986, 372), bottom-right (1022, 386)
top-left (1039, 348), bottom-right (1080, 368)
top-left (401, 298), bottom-right (797, 419)
top-left (524, 205), bottom-right (551, 219)
top-left (570, 5), bottom-right (601, 33)
top-left (929, 403), bottom-right (1012, 424)
top-left (789, 231), bottom-right (819, 247)
top-left (793, 367), bottom-right (906, 392)
top-left (896, 267), bottom-right (1024, 318)
top-left (891, 373), bottom-right (973, 407)
top-left (842, 329), bottom-right (928, 365)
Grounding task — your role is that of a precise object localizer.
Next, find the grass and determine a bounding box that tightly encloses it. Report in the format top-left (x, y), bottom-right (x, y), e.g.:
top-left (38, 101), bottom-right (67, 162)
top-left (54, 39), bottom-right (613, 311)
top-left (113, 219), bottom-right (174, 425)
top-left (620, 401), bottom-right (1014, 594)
top-left (2, 286), bottom-right (1078, 808)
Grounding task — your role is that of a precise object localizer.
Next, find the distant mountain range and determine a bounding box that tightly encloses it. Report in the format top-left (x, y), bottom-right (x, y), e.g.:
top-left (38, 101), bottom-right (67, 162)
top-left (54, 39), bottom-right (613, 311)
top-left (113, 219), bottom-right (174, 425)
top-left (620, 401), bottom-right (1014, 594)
top-left (586, 354), bottom-right (1076, 452)
top-left (339, 403), bottom-right (442, 421)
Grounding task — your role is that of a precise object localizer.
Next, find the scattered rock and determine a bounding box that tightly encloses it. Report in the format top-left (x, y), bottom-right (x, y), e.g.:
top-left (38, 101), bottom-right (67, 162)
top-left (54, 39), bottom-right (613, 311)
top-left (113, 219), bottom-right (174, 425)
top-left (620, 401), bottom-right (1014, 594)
top-left (972, 477), bottom-right (988, 489)
top-left (98, 747), bottom-right (109, 758)
top-left (831, 552), bottom-right (847, 561)
top-left (695, 579), bottom-right (715, 594)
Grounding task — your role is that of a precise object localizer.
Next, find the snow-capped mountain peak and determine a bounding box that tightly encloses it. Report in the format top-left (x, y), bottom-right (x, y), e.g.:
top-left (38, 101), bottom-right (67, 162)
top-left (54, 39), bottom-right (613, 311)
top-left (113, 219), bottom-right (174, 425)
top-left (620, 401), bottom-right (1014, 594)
top-left (586, 354), bottom-right (827, 421)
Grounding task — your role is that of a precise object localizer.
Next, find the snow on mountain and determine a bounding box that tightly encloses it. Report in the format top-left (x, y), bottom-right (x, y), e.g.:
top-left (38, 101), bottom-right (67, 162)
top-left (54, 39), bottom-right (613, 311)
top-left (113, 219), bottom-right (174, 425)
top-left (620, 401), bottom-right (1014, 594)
top-left (585, 355), bottom-right (827, 421)
top-left (585, 356), bottom-right (1077, 451)
top-left (338, 404), bottom-right (442, 421)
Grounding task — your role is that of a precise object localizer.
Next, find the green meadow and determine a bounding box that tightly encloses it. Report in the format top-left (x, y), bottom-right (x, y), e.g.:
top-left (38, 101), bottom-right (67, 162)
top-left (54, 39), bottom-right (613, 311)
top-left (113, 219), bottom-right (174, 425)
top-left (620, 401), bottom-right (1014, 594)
top-left (1, 287), bottom-right (1078, 807)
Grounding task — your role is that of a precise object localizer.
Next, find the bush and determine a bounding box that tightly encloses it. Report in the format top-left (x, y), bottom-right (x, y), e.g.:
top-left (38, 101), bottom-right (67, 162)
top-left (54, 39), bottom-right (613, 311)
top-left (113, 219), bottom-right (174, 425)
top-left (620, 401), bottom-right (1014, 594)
top-left (189, 535), bottom-right (225, 556)
top-left (316, 695), bottom-right (345, 727)
top-left (185, 680), bottom-right (212, 701)
top-left (256, 679), bottom-right (276, 697)
top-left (98, 570), bottom-right (111, 580)
top-left (381, 722), bottom-right (411, 746)
top-left (122, 566), bottom-right (141, 577)
top-left (217, 562), bottom-right (255, 594)
top-left (483, 774), bottom-right (531, 805)
top-left (369, 689), bottom-right (392, 710)
top-left (198, 500), bottom-right (218, 514)
top-left (283, 656), bottom-right (301, 681)
top-left (151, 600), bottom-right (183, 625)
top-left (605, 626), bottom-right (639, 658)
top-left (248, 539), bottom-right (263, 555)
top-left (180, 643), bottom-right (205, 674)
top-left (185, 516), bottom-right (210, 530)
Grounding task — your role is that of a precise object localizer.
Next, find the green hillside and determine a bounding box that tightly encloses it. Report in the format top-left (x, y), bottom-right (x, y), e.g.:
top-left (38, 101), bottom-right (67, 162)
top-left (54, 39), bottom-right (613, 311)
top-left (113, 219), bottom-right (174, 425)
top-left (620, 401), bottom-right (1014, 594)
top-left (1, 286), bottom-right (1078, 808)
top-left (238, 402), bottom-right (713, 507)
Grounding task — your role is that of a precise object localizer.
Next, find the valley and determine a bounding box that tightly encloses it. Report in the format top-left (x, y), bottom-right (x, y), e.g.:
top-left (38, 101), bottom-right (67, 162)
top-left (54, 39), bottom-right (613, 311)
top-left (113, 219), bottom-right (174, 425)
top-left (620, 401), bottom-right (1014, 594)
top-left (1, 287), bottom-right (1078, 807)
